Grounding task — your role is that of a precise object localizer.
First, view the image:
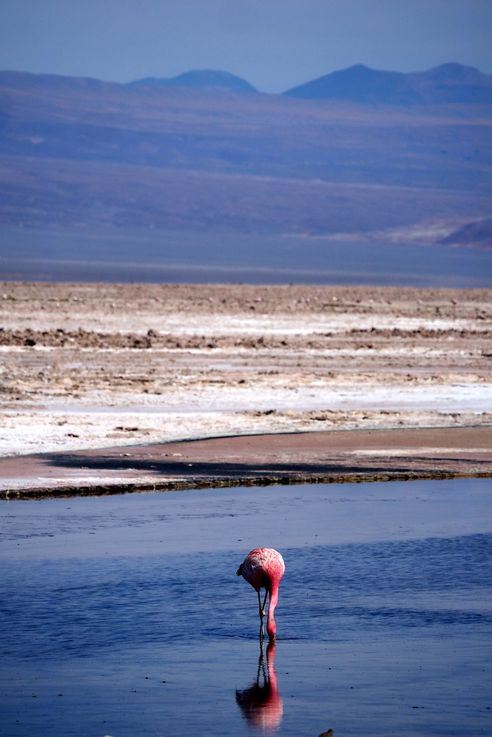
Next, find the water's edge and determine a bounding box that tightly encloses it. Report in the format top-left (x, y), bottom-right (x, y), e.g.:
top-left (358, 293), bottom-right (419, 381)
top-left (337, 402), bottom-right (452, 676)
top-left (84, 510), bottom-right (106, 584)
top-left (3, 469), bottom-right (492, 500)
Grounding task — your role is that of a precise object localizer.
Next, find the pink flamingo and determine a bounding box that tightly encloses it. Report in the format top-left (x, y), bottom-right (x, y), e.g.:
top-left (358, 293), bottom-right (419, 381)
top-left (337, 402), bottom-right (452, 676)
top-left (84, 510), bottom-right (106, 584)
top-left (236, 547), bottom-right (285, 640)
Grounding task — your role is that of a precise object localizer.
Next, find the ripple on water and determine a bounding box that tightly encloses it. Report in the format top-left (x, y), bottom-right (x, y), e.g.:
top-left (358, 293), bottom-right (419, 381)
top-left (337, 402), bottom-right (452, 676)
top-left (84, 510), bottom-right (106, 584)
top-left (0, 479), bottom-right (491, 736)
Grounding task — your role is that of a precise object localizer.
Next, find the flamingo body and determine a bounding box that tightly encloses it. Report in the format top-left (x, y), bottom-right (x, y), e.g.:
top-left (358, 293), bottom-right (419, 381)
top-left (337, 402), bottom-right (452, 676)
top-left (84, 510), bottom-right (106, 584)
top-left (237, 547), bottom-right (285, 640)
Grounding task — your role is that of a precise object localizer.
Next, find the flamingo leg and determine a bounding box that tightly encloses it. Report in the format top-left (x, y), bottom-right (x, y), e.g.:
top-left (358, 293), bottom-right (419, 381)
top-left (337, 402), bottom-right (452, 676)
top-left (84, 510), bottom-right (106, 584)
top-left (257, 590), bottom-right (264, 620)
top-left (261, 589), bottom-right (269, 617)
top-left (257, 589), bottom-right (268, 643)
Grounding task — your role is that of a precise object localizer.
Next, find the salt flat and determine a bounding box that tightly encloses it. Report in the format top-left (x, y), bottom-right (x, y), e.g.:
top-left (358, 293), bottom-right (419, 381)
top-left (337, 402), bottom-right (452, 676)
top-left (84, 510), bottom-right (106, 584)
top-left (0, 282), bottom-right (491, 458)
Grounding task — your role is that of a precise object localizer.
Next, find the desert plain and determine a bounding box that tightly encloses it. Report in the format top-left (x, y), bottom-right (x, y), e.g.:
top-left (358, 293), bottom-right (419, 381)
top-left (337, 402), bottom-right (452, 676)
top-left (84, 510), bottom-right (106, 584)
top-left (0, 281), bottom-right (491, 496)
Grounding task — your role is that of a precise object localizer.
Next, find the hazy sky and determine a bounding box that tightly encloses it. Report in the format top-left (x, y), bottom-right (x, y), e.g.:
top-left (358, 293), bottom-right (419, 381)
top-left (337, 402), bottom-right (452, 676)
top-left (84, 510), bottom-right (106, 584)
top-left (0, 0), bottom-right (491, 92)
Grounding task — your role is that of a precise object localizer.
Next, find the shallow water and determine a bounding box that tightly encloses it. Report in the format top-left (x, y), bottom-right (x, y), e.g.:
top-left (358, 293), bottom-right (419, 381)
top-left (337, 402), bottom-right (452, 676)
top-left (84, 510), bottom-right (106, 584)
top-left (1, 478), bottom-right (491, 737)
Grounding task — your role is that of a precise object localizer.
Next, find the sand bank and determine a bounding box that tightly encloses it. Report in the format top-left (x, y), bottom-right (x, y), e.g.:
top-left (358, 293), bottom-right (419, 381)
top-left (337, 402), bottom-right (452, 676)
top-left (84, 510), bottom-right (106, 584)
top-left (1, 426), bottom-right (491, 498)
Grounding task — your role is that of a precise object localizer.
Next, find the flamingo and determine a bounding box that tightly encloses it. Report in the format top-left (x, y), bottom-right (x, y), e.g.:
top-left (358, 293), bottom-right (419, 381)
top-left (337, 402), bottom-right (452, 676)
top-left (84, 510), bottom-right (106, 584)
top-left (236, 547), bottom-right (285, 640)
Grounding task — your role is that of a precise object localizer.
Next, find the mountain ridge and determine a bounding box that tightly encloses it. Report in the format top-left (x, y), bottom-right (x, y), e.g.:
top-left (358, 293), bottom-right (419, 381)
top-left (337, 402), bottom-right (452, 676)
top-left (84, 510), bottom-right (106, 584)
top-left (1, 62), bottom-right (491, 104)
top-left (285, 62), bottom-right (492, 104)
top-left (129, 69), bottom-right (258, 93)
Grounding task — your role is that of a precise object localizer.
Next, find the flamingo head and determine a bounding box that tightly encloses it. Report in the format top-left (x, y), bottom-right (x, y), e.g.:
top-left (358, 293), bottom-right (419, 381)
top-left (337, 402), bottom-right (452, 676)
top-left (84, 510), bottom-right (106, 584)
top-left (266, 617), bottom-right (277, 640)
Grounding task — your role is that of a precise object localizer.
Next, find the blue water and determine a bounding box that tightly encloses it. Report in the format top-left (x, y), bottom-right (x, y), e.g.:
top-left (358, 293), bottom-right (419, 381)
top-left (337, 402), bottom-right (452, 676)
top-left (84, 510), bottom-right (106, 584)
top-left (0, 478), bottom-right (491, 736)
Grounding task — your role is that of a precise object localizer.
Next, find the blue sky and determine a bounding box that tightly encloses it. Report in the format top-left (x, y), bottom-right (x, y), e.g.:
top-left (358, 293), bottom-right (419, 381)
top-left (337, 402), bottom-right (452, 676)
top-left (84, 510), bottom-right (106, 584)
top-left (0, 0), bottom-right (491, 92)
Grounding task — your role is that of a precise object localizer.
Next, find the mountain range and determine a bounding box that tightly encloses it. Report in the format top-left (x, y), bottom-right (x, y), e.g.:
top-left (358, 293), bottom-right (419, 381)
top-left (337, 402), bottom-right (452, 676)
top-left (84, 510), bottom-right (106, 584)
top-left (1, 62), bottom-right (491, 104)
top-left (1, 63), bottom-right (491, 285)
top-left (286, 63), bottom-right (492, 105)
top-left (125, 62), bottom-right (492, 105)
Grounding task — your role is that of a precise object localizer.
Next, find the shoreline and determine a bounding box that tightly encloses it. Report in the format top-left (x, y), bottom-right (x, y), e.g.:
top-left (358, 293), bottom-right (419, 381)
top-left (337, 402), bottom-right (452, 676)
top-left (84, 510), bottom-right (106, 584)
top-left (1, 282), bottom-right (490, 496)
top-left (1, 425), bottom-right (491, 499)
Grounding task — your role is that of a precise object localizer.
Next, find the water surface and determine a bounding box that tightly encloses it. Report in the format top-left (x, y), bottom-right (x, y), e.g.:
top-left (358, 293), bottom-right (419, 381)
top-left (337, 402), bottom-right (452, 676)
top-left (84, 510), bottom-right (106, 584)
top-left (1, 478), bottom-right (491, 736)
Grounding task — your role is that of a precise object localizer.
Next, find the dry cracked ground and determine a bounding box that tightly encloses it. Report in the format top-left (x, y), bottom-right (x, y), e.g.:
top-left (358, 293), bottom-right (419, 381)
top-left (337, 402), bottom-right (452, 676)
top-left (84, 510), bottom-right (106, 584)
top-left (0, 282), bottom-right (491, 457)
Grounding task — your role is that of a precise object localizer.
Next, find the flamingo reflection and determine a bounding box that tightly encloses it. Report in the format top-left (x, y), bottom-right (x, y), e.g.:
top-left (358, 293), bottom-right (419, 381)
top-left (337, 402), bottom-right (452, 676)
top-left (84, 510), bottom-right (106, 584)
top-left (236, 640), bottom-right (283, 732)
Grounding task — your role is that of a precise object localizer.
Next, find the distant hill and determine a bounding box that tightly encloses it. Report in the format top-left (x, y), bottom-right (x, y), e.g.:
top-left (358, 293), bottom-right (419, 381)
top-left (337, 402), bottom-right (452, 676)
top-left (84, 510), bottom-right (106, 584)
top-left (439, 218), bottom-right (492, 249)
top-left (0, 64), bottom-right (491, 286)
top-left (0, 69), bottom-right (116, 91)
top-left (0, 67), bottom-right (258, 95)
top-left (285, 63), bottom-right (492, 105)
top-left (129, 69), bottom-right (257, 93)
top-left (285, 64), bottom-right (417, 104)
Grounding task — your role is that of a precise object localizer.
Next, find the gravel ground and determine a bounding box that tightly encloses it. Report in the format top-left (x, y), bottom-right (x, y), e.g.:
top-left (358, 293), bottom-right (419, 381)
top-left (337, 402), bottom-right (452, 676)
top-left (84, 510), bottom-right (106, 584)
top-left (1, 282), bottom-right (491, 458)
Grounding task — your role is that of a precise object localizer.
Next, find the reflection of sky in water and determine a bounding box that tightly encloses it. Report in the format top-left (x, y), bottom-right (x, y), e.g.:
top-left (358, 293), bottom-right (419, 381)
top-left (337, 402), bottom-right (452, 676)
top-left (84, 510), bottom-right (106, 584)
top-left (0, 478), bottom-right (491, 736)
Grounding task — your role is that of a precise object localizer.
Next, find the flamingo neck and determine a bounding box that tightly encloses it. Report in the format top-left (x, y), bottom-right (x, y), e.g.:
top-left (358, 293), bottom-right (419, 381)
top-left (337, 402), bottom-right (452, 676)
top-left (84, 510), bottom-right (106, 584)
top-left (267, 580), bottom-right (280, 640)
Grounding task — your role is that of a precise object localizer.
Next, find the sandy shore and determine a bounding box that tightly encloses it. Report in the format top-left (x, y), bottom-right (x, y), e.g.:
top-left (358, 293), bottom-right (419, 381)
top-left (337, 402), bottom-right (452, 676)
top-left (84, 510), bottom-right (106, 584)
top-left (0, 282), bottom-right (491, 495)
top-left (1, 425), bottom-right (491, 498)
